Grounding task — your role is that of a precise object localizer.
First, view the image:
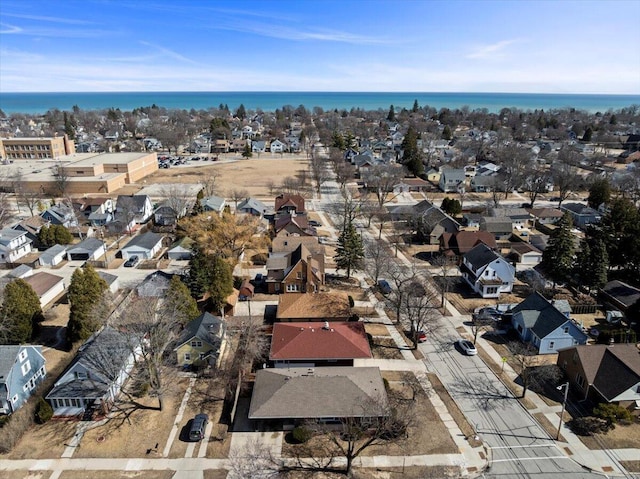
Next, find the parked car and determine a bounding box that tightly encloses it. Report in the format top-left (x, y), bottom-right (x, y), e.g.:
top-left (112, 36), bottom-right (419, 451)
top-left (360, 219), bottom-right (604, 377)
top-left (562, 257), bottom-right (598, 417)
top-left (474, 307), bottom-right (501, 321)
top-left (417, 331), bottom-right (427, 343)
top-left (254, 273), bottom-right (264, 283)
top-left (377, 279), bottom-right (392, 295)
top-left (124, 255), bottom-right (139, 268)
top-left (189, 413), bottom-right (208, 441)
top-left (456, 339), bottom-right (477, 356)
top-left (309, 220), bottom-right (322, 227)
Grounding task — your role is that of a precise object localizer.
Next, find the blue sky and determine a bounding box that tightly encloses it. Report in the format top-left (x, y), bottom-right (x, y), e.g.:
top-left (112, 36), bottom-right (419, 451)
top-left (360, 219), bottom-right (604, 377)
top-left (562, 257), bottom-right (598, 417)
top-left (1, 0), bottom-right (639, 93)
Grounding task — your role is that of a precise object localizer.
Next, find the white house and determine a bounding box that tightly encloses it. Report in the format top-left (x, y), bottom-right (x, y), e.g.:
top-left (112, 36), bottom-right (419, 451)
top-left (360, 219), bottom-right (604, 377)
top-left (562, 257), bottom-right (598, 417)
top-left (0, 345), bottom-right (46, 415)
top-left (461, 243), bottom-right (515, 298)
top-left (120, 232), bottom-right (164, 260)
top-left (510, 243), bottom-right (543, 266)
top-left (270, 139), bottom-right (286, 153)
top-left (439, 168), bottom-right (466, 193)
top-left (115, 195), bottom-right (154, 224)
top-left (0, 229), bottom-right (33, 264)
top-left (66, 238), bottom-right (106, 261)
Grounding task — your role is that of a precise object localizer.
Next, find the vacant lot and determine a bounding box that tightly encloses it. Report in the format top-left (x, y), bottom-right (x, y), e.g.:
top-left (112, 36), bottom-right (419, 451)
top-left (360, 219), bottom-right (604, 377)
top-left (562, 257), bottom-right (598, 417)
top-left (58, 473), bottom-right (174, 479)
top-left (137, 157), bottom-right (310, 200)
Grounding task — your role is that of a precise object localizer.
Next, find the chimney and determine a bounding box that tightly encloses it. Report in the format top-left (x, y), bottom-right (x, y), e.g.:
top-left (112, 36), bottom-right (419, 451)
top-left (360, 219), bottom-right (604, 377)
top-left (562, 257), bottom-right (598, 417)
top-left (306, 255), bottom-right (313, 292)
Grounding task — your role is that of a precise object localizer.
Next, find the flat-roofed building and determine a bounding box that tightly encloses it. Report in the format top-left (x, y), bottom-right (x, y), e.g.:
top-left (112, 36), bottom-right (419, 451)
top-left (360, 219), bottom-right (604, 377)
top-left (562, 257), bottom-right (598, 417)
top-left (0, 135), bottom-right (75, 160)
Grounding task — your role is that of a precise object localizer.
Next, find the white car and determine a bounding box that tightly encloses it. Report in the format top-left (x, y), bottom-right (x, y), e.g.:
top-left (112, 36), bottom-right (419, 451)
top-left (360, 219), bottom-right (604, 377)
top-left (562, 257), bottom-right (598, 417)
top-left (456, 339), bottom-right (478, 356)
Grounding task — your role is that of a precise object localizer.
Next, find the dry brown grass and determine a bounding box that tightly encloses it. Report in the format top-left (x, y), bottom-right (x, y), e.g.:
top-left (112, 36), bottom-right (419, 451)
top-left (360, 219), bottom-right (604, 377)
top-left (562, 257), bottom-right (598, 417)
top-left (142, 157), bottom-right (310, 199)
top-left (1, 471), bottom-right (52, 479)
top-left (74, 378), bottom-right (189, 459)
top-left (578, 421), bottom-right (640, 450)
top-left (620, 461), bottom-right (640, 473)
top-left (203, 471), bottom-right (230, 479)
top-left (370, 337), bottom-right (404, 360)
top-left (364, 323), bottom-right (391, 336)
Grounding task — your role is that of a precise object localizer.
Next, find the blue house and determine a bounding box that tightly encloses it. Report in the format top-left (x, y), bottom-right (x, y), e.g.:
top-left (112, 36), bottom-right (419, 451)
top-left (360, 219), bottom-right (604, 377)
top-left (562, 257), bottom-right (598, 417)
top-left (511, 292), bottom-right (588, 354)
top-left (0, 345), bottom-right (47, 414)
top-left (41, 204), bottom-right (77, 229)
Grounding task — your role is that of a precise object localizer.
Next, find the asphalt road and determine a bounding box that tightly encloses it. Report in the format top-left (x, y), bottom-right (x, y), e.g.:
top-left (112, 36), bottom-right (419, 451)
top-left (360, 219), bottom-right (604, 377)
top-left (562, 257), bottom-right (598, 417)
top-left (422, 321), bottom-right (605, 478)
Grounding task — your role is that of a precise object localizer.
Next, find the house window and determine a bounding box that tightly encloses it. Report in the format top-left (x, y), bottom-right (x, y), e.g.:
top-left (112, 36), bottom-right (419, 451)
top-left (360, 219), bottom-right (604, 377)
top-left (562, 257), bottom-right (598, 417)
top-left (286, 284), bottom-right (300, 292)
top-left (486, 286), bottom-right (498, 295)
top-left (549, 341), bottom-right (555, 349)
top-left (563, 326), bottom-right (569, 334)
top-left (576, 373), bottom-right (585, 388)
top-left (76, 371), bottom-right (87, 379)
top-left (12, 395), bottom-right (18, 403)
top-left (191, 341), bottom-right (202, 348)
top-left (21, 360), bottom-right (31, 376)
top-left (184, 353), bottom-right (191, 362)
top-left (23, 383), bottom-right (29, 392)
top-left (296, 272), bottom-right (302, 279)
top-left (19, 349), bottom-right (27, 362)
top-left (199, 353), bottom-right (206, 360)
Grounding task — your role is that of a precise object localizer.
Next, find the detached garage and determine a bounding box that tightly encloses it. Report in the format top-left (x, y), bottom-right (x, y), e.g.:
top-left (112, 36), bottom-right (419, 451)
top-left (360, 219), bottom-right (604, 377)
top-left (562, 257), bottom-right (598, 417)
top-left (510, 242), bottom-right (542, 266)
top-left (120, 232), bottom-right (164, 260)
top-left (66, 238), bottom-right (105, 261)
top-left (23, 272), bottom-right (65, 308)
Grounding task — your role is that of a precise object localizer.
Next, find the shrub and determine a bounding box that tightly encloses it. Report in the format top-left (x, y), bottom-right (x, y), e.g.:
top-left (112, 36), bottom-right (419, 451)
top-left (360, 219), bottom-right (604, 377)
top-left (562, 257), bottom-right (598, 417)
top-left (35, 397), bottom-right (53, 424)
top-left (593, 403), bottom-right (633, 425)
top-left (348, 295), bottom-right (355, 308)
top-left (568, 416), bottom-right (612, 436)
top-left (383, 377), bottom-right (390, 391)
top-left (292, 426), bottom-right (311, 444)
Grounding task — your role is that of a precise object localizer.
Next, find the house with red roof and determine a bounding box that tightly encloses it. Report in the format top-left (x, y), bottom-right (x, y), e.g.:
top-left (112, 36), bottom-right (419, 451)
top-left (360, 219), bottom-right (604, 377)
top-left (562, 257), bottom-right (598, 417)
top-left (439, 230), bottom-right (497, 261)
top-left (274, 194), bottom-right (305, 214)
top-left (270, 321), bottom-right (371, 367)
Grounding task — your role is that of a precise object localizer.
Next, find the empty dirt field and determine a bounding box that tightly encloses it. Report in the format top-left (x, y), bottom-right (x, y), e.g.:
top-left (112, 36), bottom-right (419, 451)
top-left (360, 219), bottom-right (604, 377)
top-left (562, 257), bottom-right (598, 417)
top-left (140, 156), bottom-right (310, 199)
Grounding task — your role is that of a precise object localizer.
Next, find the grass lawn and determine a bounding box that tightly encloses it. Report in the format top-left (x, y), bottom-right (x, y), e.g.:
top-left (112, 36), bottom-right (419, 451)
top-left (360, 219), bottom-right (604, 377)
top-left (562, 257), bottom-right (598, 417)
top-left (75, 378), bottom-right (189, 459)
top-left (364, 323), bottom-right (391, 336)
top-left (203, 471), bottom-right (230, 479)
top-left (370, 337), bottom-right (404, 360)
top-left (578, 421), bottom-right (640, 450)
top-left (2, 472), bottom-right (51, 479)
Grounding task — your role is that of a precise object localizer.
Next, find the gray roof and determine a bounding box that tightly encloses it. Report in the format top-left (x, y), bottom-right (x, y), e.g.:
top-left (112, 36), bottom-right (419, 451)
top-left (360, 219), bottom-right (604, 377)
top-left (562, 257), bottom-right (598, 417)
top-left (97, 271), bottom-right (118, 286)
top-left (0, 228), bottom-right (27, 246)
top-left (464, 243), bottom-right (499, 270)
top-left (441, 168), bottom-right (466, 182)
top-left (66, 238), bottom-right (104, 254)
top-left (0, 345), bottom-right (22, 381)
top-left (39, 244), bottom-right (67, 264)
top-left (481, 216), bottom-right (513, 233)
top-left (8, 264), bottom-right (34, 278)
top-left (200, 196), bottom-right (226, 211)
top-left (122, 232), bottom-right (163, 251)
top-left (561, 203), bottom-right (599, 215)
top-left (601, 280), bottom-right (640, 309)
top-left (512, 292), bottom-right (574, 338)
top-left (46, 327), bottom-right (135, 401)
top-left (249, 367), bottom-right (388, 420)
top-left (116, 195), bottom-right (150, 213)
top-left (175, 312), bottom-right (224, 348)
top-left (238, 197), bottom-right (267, 213)
top-left (490, 207), bottom-right (532, 220)
top-left (136, 271), bottom-right (174, 297)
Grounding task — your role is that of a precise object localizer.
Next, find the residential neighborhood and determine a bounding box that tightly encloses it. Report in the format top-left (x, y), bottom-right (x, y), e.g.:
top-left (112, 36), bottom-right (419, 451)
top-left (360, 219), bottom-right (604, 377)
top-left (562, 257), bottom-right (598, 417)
top-left (0, 99), bottom-right (639, 479)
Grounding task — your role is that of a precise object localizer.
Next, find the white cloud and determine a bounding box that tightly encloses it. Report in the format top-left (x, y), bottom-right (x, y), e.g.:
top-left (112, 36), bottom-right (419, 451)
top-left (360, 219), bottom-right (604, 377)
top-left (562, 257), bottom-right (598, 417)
top-left (466, 39), bottom-right (519, 60)
top-left (2, 13), bottom-right (95, 25)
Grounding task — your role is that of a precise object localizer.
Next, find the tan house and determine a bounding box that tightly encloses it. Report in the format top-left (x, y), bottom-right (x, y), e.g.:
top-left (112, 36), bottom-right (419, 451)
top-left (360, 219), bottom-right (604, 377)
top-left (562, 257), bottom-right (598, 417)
top-left (273, 214), bottom-right (315, 238)
top-left (265, 243), bottom-right (324, 294)
top-left (174, 312), bottom-right (226, 369)
top-left (276, 292), bottom-right (351, 322)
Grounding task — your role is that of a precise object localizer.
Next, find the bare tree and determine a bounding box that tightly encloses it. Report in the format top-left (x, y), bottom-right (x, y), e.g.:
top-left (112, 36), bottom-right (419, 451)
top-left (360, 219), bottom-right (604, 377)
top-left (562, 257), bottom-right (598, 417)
top-left (227, 438), bottom-right (285, 479)
top-left (364, 239), bottom-right (392, 285)
top-left (508, 341), bottom-right (539, 398)
top-left (201, 171), bottom-right (220, 197)
top-left (400, 277), bottom-right (440, 349)
top-left (160, 184), bottom-right (192, 218)
top-left (11, 170), bottom-right (40, 217)
top-left (228, 188), bottom-right (249, 211)
top-left (524, 165), bottom-right (552, 208)
top-left (52, 162), bottom-right (69, 197)
top-left (309, 149), bottom-right (330, 195)
top-left (470, 314), bottom-right (495, 345)
top-left (493, 144), bottom-right (529, 199)
top-left (552, 162), bottom-right (581, 207)
top-left (386, 262), bottom-right (420, 324)
top-left (432, 255), bottom-right (456, 308)
top-left (362, 164), bottom-right (404, 210)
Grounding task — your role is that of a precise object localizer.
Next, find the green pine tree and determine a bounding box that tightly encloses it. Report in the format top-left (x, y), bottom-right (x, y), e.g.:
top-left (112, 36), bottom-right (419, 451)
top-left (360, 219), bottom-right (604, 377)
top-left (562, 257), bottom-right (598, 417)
top-left (0, 279), bottom-right (42, 344)
top-left (207, 256), bottom-right (233, 313)
top-left (51, 224), bottom-right (73, 245)
top-left (67, 265), bottom-right (108, 343)
top-left (412, 99), bottom-right (419, 113)
top-left (575, 236), bottom-right (608, 293)
top-left (335, 223), bottom-right (364, 279)
top-left (165, 276), bottom-right (199, 325)
top-left (541, 212), bottom-right (575, 293)
top-left (242, 143), bottom-right (253, 159)
top-left (387, 105), bottom-right (395, 122)
top-left (401, 126), bottom-right (424, 177)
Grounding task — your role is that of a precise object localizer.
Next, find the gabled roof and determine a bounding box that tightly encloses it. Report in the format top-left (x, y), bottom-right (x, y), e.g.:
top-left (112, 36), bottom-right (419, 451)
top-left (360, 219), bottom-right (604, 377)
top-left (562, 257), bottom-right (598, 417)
top-left (0, 228), bottom-right (28, 245)
top-left (39, 244), bottom-right (68, 264)
top-left (601, 280), bottom-right (640, 309)
top-left (512, 292), bottom-right (576, 338)
top-left (248, 367), bottom-right (387, 420)
top-left (441, 230), bottom-right (497, 255)
top-left (529, 208), bottom-right (563, 219)
top-left (274, 214), bottom-right (313, 235)
top-left (276, 292), bottom-right (351, 320)
top-left (270, 322), bottom-right (371, 361)
top-left (136, 271), bottom-right (174, 297)
top-left (47, 327), bottom-right (135, 400)
top-left (561, 203), bottom-right (599, 216)
top-left (122, 232), bottom-right (163, 251)
top-left (116, 195), bottom-right (150, 213)
top-left (564, 344), bottom-right (640, 402)
top-left (200, 196), bottom-right (226, 211)
top-left (175, 312), bottom-right (224, 348)
top-left (0, 346), bottom-right (23, 381)
top-left (481, 216), bottom-right (513, 233)
top-left (510, 242), bottom-right (541, 255)
top-left (489, 207), bottom-right (532, 220)
top-left (441, 168), bottom-right (466, 182)
top-left (274, 194), bottom-right (305, 213)
top-left (463, 243), bottom-right (500, 270)
top-left (8, 264), bottom-right (33, 278)
top-left (237, 197), bottom-right (267, 214)
top-left (67, 237), bottom-right (104, 255)
top-left (12, 215), bottom-right (48, 235)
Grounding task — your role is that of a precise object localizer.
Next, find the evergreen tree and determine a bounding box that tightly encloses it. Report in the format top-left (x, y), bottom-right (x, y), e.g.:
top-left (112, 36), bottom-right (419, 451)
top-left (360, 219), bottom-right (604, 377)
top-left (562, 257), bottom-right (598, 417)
top-left (242, 143), bottom-right (252, 159)
top-left (186, 246), bottom-right (233, 312)
top-left (600, 197), bottom-right (640, 271)
top-left (235, 104), bottom-right (246, 120)
top-left (192, 189), bottom-right (205, 215)
top-left (52, 224), bottom-right (73, 245)
top-left (332, 131), bottom-right (347, 150)
top-left (335, 223), bottom-right (364, 279)
top-left (67, 265), bottom-right (108, 343)
top-left (441, 197), bottom-right (462, 216)
top-left (574, 236), bottom-right (608, 293)
top-left (165, 276), bottom-right (199, 325)
top-left (387, 105), bottom-right (395, 122)
top-left (442, 125), bottom-right (453, 140)
top-left (63, 112), bottom-right (76, 140)
top-left (0, 279), bottom-right (42, 344)
top-left (412, 99), bottom-right (419, 113)
top-left (541, 213), bottom-right (575, 293)
top-left (587, 178), bottom-right (611, 209)
top-left (401, 126), bottom-right (424, 177)
top-left (582, 127), bottom-right (593, 142)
